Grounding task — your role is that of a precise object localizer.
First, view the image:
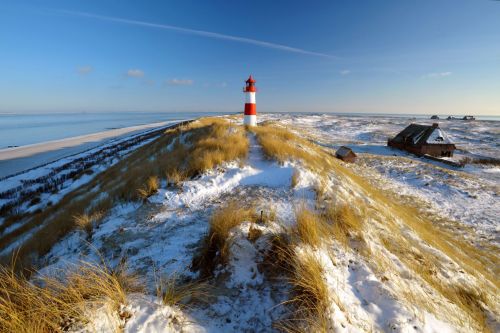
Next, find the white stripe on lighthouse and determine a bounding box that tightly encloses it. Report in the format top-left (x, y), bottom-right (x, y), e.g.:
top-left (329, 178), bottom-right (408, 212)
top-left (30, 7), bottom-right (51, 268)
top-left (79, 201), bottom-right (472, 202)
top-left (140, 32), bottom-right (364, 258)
top-left (245, 92), bottom-right (256, 104)
top-left (244, 115), bottom-right (257, 126)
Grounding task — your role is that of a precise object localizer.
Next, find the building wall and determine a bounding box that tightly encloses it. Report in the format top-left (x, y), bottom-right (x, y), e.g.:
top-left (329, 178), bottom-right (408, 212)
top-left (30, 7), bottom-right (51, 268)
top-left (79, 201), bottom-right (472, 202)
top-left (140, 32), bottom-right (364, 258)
top-left (388, 141), bottom-right (455, 157)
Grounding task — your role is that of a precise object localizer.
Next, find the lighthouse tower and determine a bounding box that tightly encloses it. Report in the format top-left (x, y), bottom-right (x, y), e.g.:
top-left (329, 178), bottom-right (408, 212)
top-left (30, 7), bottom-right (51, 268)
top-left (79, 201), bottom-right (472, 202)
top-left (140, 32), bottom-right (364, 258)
top-left (243, 75), bottom-right (257, 126)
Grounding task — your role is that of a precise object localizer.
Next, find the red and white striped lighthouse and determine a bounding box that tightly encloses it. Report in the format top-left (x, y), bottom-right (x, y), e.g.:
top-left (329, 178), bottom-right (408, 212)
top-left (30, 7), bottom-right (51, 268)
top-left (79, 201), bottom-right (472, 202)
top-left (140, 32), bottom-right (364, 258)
top-left (243, 75), bottom-right (257, 126)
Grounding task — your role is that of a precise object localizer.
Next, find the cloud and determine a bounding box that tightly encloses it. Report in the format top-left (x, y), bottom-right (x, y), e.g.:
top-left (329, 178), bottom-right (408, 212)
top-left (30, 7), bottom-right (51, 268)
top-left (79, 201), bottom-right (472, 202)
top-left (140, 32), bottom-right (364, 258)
top-left (340, 69), bottom-right (351, 75)
top-left (165, 78), bottom-right (194, 86)
top-left (61, 10), bottom-right (336, 59)
top-left (422, 72), bottom-right (452, 79)
top-left (127, 69), bottom-right (144, 78)
top-left (77, 65), bottom-right (93, 75)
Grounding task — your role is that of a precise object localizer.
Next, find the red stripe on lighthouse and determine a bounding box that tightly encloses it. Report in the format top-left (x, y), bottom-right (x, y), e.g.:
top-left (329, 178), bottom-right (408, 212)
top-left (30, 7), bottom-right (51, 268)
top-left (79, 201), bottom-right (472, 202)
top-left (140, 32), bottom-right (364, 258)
top-left (244, 103), bottom-right (256, 115)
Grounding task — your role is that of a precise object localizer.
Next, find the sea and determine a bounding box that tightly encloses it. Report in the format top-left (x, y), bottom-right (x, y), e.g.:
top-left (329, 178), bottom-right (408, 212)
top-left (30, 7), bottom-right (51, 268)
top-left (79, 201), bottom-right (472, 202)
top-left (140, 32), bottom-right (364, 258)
top-left (0, 111), bottom-right (228, 148)
top-left (0, 111), bottom-right (498, 149)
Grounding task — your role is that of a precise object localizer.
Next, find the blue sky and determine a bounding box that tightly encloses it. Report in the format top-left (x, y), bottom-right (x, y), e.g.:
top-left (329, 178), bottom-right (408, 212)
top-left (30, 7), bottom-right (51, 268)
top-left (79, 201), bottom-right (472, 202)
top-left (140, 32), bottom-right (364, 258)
top-left (0, 0), bottom-right (499, 115)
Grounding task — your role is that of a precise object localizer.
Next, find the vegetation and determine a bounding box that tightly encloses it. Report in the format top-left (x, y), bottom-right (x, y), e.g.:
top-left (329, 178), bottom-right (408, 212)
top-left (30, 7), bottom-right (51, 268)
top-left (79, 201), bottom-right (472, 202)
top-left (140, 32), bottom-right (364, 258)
top-left (0, 259), bottom-right (141, 333)
top-left (137, 175), bottom-right (160, 200)
top-left (253, 122), bottom-right (499, 331)
top-left (294, 206), bottom-right (329, 248)
top-left (73, 210), bottom-right (105, 239)
top-left (156, 274), bottom-right (208, 308)
top-left (1, 118), bottom-right (249, 272)
top-left (191, 202), bottom-right (256, 278)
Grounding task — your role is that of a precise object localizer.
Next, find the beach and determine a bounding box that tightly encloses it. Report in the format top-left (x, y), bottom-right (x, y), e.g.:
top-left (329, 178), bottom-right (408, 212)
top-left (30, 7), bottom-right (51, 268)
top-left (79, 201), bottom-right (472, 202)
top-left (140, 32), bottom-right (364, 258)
top-left (0, 117), bottom-right (203, 178)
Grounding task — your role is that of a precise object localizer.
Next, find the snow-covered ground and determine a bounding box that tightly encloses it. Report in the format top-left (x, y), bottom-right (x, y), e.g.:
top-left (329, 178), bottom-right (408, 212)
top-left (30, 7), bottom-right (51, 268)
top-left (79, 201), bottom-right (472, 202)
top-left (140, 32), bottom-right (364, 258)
top-left (3, 114), bottom-right (499, 332)
top-left (259, 113), bottom-right (500, 246)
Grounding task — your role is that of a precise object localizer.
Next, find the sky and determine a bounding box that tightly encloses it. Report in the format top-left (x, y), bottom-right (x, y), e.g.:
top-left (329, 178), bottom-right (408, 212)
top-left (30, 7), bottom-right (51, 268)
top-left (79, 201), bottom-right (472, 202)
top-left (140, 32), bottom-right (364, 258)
top-left (0, 0), bottom-right (499, 115)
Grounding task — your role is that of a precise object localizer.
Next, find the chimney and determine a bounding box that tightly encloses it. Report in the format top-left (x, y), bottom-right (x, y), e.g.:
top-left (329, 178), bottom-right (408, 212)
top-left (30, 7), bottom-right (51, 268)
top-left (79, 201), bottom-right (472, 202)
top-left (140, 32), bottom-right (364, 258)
top-left (432, 123), bottom-right (439, 128)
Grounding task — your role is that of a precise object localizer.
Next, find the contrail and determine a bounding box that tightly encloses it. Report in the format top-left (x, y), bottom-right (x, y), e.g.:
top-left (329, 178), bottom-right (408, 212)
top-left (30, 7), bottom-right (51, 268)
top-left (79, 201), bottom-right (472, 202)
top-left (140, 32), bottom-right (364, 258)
top-left (59, 10), bottom-right (336, 59)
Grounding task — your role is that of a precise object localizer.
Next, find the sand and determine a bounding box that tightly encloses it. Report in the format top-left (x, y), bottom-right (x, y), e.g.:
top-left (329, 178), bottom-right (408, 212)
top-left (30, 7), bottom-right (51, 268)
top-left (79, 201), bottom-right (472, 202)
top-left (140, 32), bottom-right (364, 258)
top-left (0, 120), bottom-right (179, 178)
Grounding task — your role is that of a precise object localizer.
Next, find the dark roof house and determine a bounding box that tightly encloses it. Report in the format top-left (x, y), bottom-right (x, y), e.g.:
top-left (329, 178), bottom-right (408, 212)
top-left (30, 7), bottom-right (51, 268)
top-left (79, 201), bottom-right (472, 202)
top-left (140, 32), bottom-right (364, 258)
top-left (335, 146), bottom-right (357, 162)
top-left (388, 123), bottom-right (456, 157)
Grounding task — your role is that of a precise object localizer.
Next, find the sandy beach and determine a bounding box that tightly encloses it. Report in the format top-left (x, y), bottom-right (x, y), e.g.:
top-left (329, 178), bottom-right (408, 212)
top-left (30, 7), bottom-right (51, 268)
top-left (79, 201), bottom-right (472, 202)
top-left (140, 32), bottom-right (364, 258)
top-left (0, 120), bottom-right (179, 178)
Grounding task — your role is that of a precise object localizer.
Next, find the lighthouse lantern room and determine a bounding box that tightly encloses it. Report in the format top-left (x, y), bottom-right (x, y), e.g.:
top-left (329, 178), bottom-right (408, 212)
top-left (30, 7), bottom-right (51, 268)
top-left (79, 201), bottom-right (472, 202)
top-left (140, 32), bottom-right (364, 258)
top-left (243, 75), bottom-right (257, 126)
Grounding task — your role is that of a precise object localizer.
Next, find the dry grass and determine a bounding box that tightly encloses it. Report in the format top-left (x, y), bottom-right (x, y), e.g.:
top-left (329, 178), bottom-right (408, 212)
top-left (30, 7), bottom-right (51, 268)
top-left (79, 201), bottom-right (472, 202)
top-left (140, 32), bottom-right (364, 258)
top-left (248, 224), bottom-right (263, 243)
top-left (254, 123), bottom-right (499, 330)
top-left (0, 259), bottom-right (142, 333)
top-left (323, 204), bottom-right (363, 248)
top-left (278, 251), bottom-right (330, 333)
top-left (137, 175), bottom-right (160, 200)
top-left (380, 235), bottom-right (492, 332)
top-left (191, 202), bottom-right (256, 278)
top-left (294, 206), bottom-right (329, 248)
top-left (187, 121), bottom-right (249, 174)
top-left (156, 274), bottom-right (208, 308)
top-left (1, 118), bottom-right (251, 271)
top-left (73, 211), bottom-right (104, 238)
top-left (165, 168), bottom-right (185, 188)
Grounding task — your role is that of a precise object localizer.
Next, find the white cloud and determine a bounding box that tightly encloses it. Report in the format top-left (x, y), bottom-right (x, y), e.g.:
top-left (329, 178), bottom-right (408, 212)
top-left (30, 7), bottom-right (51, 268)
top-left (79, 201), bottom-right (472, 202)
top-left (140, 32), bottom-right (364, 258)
top-left (77, 65), bottom-right (93, 75)
top-left (422, 72), bottom-right (452, 79)
top-left (165, 78), bottom-right (193, 86)
top-left (127, 69), bottom-right (144, 78)
top-left (340, 69), bottom-right (351, 75)
top-left (62, 10), bottom-right (336, 59)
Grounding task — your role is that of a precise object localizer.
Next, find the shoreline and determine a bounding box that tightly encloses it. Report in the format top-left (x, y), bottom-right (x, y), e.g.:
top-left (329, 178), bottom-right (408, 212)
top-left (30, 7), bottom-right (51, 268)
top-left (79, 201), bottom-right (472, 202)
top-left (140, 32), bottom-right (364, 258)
top-left (0, 120), bottom-right (179, 161)
top-left (0, 120), bottom-right (186, 179)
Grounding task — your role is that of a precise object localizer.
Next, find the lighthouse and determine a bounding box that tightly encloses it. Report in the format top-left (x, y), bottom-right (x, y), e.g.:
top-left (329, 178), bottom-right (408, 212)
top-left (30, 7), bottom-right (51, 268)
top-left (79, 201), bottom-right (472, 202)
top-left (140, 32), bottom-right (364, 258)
top-left (243, 75), bottom-right (257, 126)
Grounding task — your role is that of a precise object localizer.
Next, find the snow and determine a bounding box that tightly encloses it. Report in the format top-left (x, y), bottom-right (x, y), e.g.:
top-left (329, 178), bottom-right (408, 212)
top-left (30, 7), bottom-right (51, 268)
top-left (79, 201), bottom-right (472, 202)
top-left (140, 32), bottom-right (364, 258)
top-left (10, 113), bottom-right (499, 332)
top-left (426, 128), bottom-right (452, 144)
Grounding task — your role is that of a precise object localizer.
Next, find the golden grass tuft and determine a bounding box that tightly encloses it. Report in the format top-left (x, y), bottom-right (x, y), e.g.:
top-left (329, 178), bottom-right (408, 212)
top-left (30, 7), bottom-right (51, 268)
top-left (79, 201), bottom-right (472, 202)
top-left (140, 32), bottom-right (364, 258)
top-left (73, 211), bottom-right (104, 238)
top-left (248, 224), bottom-right (263, 243)
top-left (137, 175), bottom-right (159, 200)
top-left (187, 122), bottom-right (249, 175)
top-left (165, 168), bottom-right (186, 188)
top-left (278, 251), bottom-right (330, 333)
top-left (0, 259), bottom-right (142, 333)
top-left (323, 204), bottom-right (363, 248)
top-left (156, 274), bottom-right (209, 308)
top-left (294, 206), bottom-right (329, 248)
top-left (191, 202), bottom-right (255, 277)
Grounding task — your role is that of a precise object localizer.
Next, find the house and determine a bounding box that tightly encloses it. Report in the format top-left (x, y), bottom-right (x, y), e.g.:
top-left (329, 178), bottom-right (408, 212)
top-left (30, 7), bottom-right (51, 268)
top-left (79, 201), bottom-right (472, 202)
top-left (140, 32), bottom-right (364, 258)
top-left (387, 123), bottom-right (456, 157)
top-left (462, 116), bottom-right (476, 121)
top-left (335, 146), bottom-right (357, 162)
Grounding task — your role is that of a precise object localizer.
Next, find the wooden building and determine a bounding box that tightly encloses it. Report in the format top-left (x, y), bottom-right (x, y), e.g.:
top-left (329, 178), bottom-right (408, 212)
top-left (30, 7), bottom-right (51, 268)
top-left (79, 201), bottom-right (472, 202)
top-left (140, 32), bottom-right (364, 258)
top-left (388, 123), bottom-right (456, 157)
top-left (335, 146), bottom-right (357, 162)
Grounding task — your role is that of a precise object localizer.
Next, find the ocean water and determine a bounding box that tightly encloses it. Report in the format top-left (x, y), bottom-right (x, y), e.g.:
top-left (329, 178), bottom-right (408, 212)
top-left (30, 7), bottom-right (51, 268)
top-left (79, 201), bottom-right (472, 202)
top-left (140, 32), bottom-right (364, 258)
top-left (0, 112), bottom-right (226, 148)
top-left (0, 111), bottom-right (498, 149)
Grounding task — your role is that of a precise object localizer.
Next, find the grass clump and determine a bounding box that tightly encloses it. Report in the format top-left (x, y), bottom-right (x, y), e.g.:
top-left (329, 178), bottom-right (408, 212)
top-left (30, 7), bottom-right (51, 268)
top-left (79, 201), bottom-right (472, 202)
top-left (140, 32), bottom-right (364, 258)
top-left (0, 259), bottom-right (142, 333)
top-left (137, 175), bottom-right (159, 200)
top-left (294, 206), bottom-right (329, 248)
top-left (73, 211), bottom-right (104, 239)
top-left (323, 204), bottom-right (363, 248)
top-left (156, 274), bottom-right (208, 308)
top-left (191, 202), bottom-right (255, 278)
top-left (278, 251), bottom-right (330, 333)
